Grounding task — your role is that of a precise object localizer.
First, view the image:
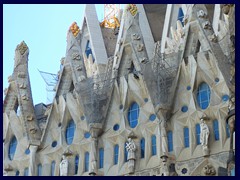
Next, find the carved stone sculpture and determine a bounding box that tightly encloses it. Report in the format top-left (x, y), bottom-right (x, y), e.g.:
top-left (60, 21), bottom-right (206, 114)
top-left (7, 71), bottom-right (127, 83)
top-left (202, 164), bottom-right (216, 176)
top-left (59, 155), bottom-right (68, 176)
top-left (200, 118), bottom-right (210, 156)
top-left (126, 138), bottom-right (136, 174)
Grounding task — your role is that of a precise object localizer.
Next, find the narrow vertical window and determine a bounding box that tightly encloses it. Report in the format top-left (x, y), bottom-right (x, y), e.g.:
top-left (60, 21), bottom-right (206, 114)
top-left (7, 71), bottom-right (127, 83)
top-left (99, 148), bottom-right (104, 169)
top-left (85, 40), bottom-right (94, 61)
top-left (51, 161), bottom-right (55, 176)
top-left (65, 120), bottom-right (76, 145)
top-left (24, 167), bottom-right (29, 176)
top-left (226, 122), bottom-right (230, 138)
top-left (8, 136), bottom-right (17, 160)
top-left (196, 124), bottom-right (201, 145)
top-left (124, 142), bottom-right (128, 162)
top-left (85, 152), bottom-right (89, 172)
top-left (37, 164), bottom-right (42, 176)
top-left (184, 127), bottom-right (189, 148)
top-left (213, 120), bottom-right (220, 141)
top-left (114, 145), bottom-right (119, 165)
top-left (178, 7), bottom-right (184, 26)
top-left (140, 138), bottom-right (145, 158)
top-left (167, 131), bottom-right (173, 152)
top-left (128, 102), bottom-right (139, 128)
top-left (151, 135), bottom-right (156, 156)
top-left (75, 155), bottom-right (79, 175)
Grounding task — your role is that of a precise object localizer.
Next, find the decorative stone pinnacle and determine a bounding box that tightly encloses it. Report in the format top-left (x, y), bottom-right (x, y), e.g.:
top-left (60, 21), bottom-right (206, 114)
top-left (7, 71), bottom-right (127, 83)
top-left (69, 22), bottom-right (80, 37)
top-left (16, 41), bottom-right (28, 55)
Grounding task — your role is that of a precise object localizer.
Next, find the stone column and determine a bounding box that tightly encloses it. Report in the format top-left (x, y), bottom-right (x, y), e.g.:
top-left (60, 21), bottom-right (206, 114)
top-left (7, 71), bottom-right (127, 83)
top-left (29, 145), bottom-right (38, 176)
top-left (89, 137), bottom-right (98, 176)
top-left (160, 118), bottom-right (169, 176)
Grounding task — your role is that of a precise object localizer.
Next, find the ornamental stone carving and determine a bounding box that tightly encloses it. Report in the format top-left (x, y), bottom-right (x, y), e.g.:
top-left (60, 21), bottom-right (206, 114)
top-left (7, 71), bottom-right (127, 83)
top-left (16, 41), bottom-right (28, 55)
top-left (197, 10), bottom-right (206, 18)
top-left (202, 164), bottom-right (216, 176)
top-left (126, 138), bottom-right (136, 174)
top-left (72, 53), bottom-right (81, 60)
top-left (59, 155), bottom-right (68, 176)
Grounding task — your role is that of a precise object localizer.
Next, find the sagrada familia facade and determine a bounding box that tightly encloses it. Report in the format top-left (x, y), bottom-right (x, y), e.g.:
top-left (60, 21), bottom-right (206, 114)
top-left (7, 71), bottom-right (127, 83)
top-left (3, 4), bottom-right (235, 176)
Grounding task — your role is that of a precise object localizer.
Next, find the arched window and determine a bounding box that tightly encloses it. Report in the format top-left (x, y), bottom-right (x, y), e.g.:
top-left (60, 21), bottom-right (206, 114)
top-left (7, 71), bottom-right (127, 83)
top-left (124, 142), bottom-right (128, 162)
top-left (84, 152), bottom-right (89, 172)
top-left (151, 135), bottom-right (156, 156)
top-left (226, 122), bottom-right (230, 138)
top-left (99, 148), bottom-right (104, 169)
top-left (65, 120), bottom-right (76, 145)
top-left (24, 167), bottom-right (29, 176)
top-left (51, 161), bottom-right (55, 176)
top-left (114, 145), bottom-right (119, 165)
top-left (178, 7), bottom-right (184, 26)
top-left (196, 124), bottom-right (201, 145)
top-left (140, 138), bottom-right (145, 158)
top-left (15, 170), bottom-right (20, 176)
top-left (37, 164), bottom-right (42, 176)
top-left (85, 40), bottom-right (94, 62)
top-left (75, 155), bottom-right (79, 175)
top-left (197, 82), bottom-right (211, 109)
top-left (184, 127), bottom-right (189, 148)
top-left (167, 131), bottom-right (173, 152)
top-left (128, 102), bottom-right (139, 128)
top-left (213, 120), bottom-right (219, 141)
top-left (8, 136), bottom-right (17, 160)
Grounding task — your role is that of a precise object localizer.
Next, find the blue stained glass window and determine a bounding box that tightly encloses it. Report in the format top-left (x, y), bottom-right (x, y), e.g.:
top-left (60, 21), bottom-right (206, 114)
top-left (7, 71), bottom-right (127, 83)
top-left (151, 135), bottom-right (157, 156)
top-left (149, 114), bottom-right (156, 121)
top-left (85, 152), bottom-right (89, 172)
top-left (24, 167), bottom-right (29, 176)
top-left (37, 164), bottom-right (42, 176)
top-left (181, 106), bottom-right (188, 112)
top-left (25, 148), bottom-right (30, 155)
top-left (75, 155), bottom-right (79, 175)
top-left (213, 120), bottom-right (219, 141)
top-left (140, 138), bottom-right (145, 158)
top-left (113, 124), bottom-right (119, 131)
top-left (84, 132), bottom-right (91, 139)
top-left (178, 7), bottom-right (184, 26)
top-left (114, 145), bottom-right (119, 165)
top-left (231, 168), bottom-right (235, 176)
top-left (128, 102), bottom-right (139, 128)
top-left (16, 170), bottom-right (20, 176)
top-left (8, 136), bottom-right (17, 160)
top-left (124, 142), bottom-right (128, 162)
top-left (167, 131), bottom-right (173, 152)
top-left (226, 122), bottom-right (230, 138)
top-left (52, 141), bottom-right (57, 147)
top-left (85, 40), bottom-right (94, 62)
top-left (197, 82), bottom-right (211, 109)
top-left (99, 148), bottom-right (104, 169)
top-left (187, 86), bottom-right (191, 91)
top-left (184, 127), bottom-right (189, 148)
top-left (65, 120), bottom-right (76, 145)
top-left (222, 95), bottom-right (229, 102)
top-left (51, 161), bottom-right (55, 176)
top-left (196, 124), bottom-right (201, 145)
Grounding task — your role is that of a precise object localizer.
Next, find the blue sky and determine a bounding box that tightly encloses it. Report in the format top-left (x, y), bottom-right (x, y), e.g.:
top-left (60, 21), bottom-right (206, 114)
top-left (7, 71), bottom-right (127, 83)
top-left (3, 4), bottom-right (106, 105)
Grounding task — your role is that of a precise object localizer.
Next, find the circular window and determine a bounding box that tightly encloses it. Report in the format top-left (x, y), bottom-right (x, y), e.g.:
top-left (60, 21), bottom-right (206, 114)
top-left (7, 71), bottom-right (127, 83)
top-left (58, 123), bottom-right (62, 127)
top-left (144, 98), bottom-right (148, 103)
top-left (181, 168), bottom-right (188, 174)
top-left (186, 86), bottom-right (191, 91)
top-left (215, 78), bottom-right (219, 83)
top-left (81, 116), bottom-right (85, 120)
top-left (113, 124), bottom-right (120, 131)
top-left (149, 114), bottom-right (156, 121)
top-left (119, 104), bottom-right (123, 110)
top-left (84, 132), bottom-right (91, 138)
top-left (52, 141), bottom-right (57, 147)
top-left (25, 148), bottom-right (30, 155)
top-left (181, 106), bottom-right (188, 112)
top-left (222, 94), bottom-right (229, 101)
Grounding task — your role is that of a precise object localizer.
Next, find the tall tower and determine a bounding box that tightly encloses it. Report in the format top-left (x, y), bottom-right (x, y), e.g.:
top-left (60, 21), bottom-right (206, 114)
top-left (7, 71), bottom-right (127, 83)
top-left (101, 4), bottom-right (120, 29)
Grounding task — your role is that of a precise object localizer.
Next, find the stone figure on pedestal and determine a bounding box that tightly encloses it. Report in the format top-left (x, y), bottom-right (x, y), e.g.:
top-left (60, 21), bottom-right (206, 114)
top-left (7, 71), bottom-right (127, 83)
top-left (200, 118), bottom-right (210, 156)
top-left (59, 155), bottom-right (68, 176)
top-left (126, 138), bottom-right (136, 174)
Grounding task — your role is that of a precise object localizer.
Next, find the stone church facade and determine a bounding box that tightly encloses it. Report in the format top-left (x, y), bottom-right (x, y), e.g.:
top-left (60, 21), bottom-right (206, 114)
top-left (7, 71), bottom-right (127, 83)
top-left (3, 4), bottom-right (235, 176)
